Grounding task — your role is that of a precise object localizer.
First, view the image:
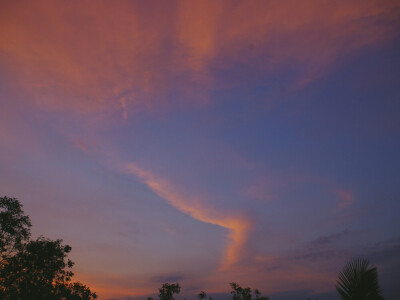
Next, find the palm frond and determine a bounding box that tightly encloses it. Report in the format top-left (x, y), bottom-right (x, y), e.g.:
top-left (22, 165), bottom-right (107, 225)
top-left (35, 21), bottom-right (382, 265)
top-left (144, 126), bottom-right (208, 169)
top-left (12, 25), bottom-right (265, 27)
top-left (336, 258), bottom-right (385, 300)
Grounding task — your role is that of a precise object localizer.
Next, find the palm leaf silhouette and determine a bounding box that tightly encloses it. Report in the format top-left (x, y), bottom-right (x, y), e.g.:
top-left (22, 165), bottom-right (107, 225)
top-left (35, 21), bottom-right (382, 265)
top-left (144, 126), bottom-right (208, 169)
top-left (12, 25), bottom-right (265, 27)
top-left (336, 258), bottom-right (385, 300)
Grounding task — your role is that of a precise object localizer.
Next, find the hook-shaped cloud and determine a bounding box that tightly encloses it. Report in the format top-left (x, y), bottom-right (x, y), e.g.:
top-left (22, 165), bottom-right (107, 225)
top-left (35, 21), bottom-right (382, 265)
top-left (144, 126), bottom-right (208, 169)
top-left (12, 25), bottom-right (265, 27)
top-left (125, 163), bottom-right (252, 270)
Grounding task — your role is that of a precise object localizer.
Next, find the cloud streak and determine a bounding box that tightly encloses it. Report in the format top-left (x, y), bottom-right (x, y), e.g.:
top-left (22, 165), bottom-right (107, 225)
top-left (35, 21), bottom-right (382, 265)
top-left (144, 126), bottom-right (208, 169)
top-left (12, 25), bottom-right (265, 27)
top-left (125, 163), bottom-right (252, 270)
top-left (1, 1), bottom-right (399, 116)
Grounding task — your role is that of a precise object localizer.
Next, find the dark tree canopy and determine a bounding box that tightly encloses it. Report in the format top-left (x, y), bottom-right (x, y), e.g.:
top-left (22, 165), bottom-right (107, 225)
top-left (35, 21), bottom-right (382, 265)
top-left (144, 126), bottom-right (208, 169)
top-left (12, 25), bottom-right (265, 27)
top-left (230, 282), bottom-right (252, 300)
top-left (336, 258), bottom-right (385, 300)
top-left (198, 291), bottom-right (207, 300)
top-left (159, 283), bottom-right (181, 300)
top-left (0, 196), bottom-right (97, 299)
top-left (0, 196), bottom-right (31, 259)
top-left (230, 283), bottom-right (268, 300)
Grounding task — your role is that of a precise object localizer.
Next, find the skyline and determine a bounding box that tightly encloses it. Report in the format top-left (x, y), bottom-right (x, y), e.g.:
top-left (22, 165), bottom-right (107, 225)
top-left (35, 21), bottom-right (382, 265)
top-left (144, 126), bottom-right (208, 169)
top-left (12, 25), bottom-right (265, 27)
top-left (1, 1), bottom-right (400, 299)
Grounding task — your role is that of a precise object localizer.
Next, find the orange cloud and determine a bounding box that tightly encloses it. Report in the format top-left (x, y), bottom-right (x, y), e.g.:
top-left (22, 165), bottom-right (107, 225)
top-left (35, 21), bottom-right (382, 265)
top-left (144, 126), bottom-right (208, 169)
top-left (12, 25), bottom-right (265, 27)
top-left (125, 163), bottom-right (252, 270)
top-left (1, 1), bottom-right (399, 116)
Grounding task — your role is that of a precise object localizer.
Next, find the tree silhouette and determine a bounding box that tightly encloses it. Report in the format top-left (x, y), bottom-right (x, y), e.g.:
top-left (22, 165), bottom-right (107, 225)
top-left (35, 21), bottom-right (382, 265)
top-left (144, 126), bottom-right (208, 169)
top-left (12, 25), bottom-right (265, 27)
top-left (230, 283), bottom-right (269, 300)
top-left (254, 289), bottom-right (269, 300)
top-left (159, 283), bottom-right (181, 300)
top-left (230, 282), bottom-right (247, 300)
top-left (230, 282), bottom-right (252, 300)
top-left (336, 258), bottom-right (385, 300)
top-left (198, 291), bottom-right (207, 300)
top-left (0, 196), bottom-right (97, 299)
top-left (0, 196), bottom-right (31, 261)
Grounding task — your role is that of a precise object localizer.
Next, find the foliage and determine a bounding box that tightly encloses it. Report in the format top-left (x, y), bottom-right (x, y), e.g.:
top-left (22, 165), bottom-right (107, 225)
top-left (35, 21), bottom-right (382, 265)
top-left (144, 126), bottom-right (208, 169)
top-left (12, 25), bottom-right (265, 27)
top-left (152, 282), bottom-right (269, 300)
top-left (254, 289), bottom-right (269, 300)
top-left (230, 282), bottom-right (252, 300)
top-left (198, 291), bottom-right (207, 300)
top-left (230, 283), bottom-right (269, 300)
top-left (0, 196), bottom-right (31, 260)
top-left (159, 283), bottom-right (181, 300)
top-left (0, 196), bottom-right (97, 299)
top-left (336, 258), bottom-right (385, 300)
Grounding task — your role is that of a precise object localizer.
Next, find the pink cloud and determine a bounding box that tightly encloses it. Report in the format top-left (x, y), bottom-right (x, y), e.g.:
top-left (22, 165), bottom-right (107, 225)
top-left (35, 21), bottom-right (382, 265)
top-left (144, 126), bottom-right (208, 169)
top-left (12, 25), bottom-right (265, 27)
top-left (125, 163), bottom-right (252, 270)
top-left (1, 1), bottom-right (399, 116)
top-left (336, 189), bottom-right (355, 210)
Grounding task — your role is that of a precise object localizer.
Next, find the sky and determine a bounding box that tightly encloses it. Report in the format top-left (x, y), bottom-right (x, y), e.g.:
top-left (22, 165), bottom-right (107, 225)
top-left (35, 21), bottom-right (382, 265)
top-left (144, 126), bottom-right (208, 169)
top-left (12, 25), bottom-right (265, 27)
top-left (0, 1), bottom-right (400, 299)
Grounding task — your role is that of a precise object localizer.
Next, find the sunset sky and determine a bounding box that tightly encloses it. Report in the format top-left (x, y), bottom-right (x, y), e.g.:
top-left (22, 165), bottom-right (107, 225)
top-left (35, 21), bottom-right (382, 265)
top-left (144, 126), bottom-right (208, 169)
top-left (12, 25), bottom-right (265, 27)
top-left (1, 1), bottom-right (400, 299)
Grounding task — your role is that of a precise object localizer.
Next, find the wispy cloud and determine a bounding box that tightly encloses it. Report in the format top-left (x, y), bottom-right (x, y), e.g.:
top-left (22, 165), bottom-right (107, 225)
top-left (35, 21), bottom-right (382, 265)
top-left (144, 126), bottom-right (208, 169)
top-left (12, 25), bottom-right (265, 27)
top-left (125, 163), bottom-right (252, 270)
top-left (1, 1), bottom-right (398, 116)
top-left (308, 230), bottom-right (350, 248)
top-left (336, 189), bottom-right (355, 210)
